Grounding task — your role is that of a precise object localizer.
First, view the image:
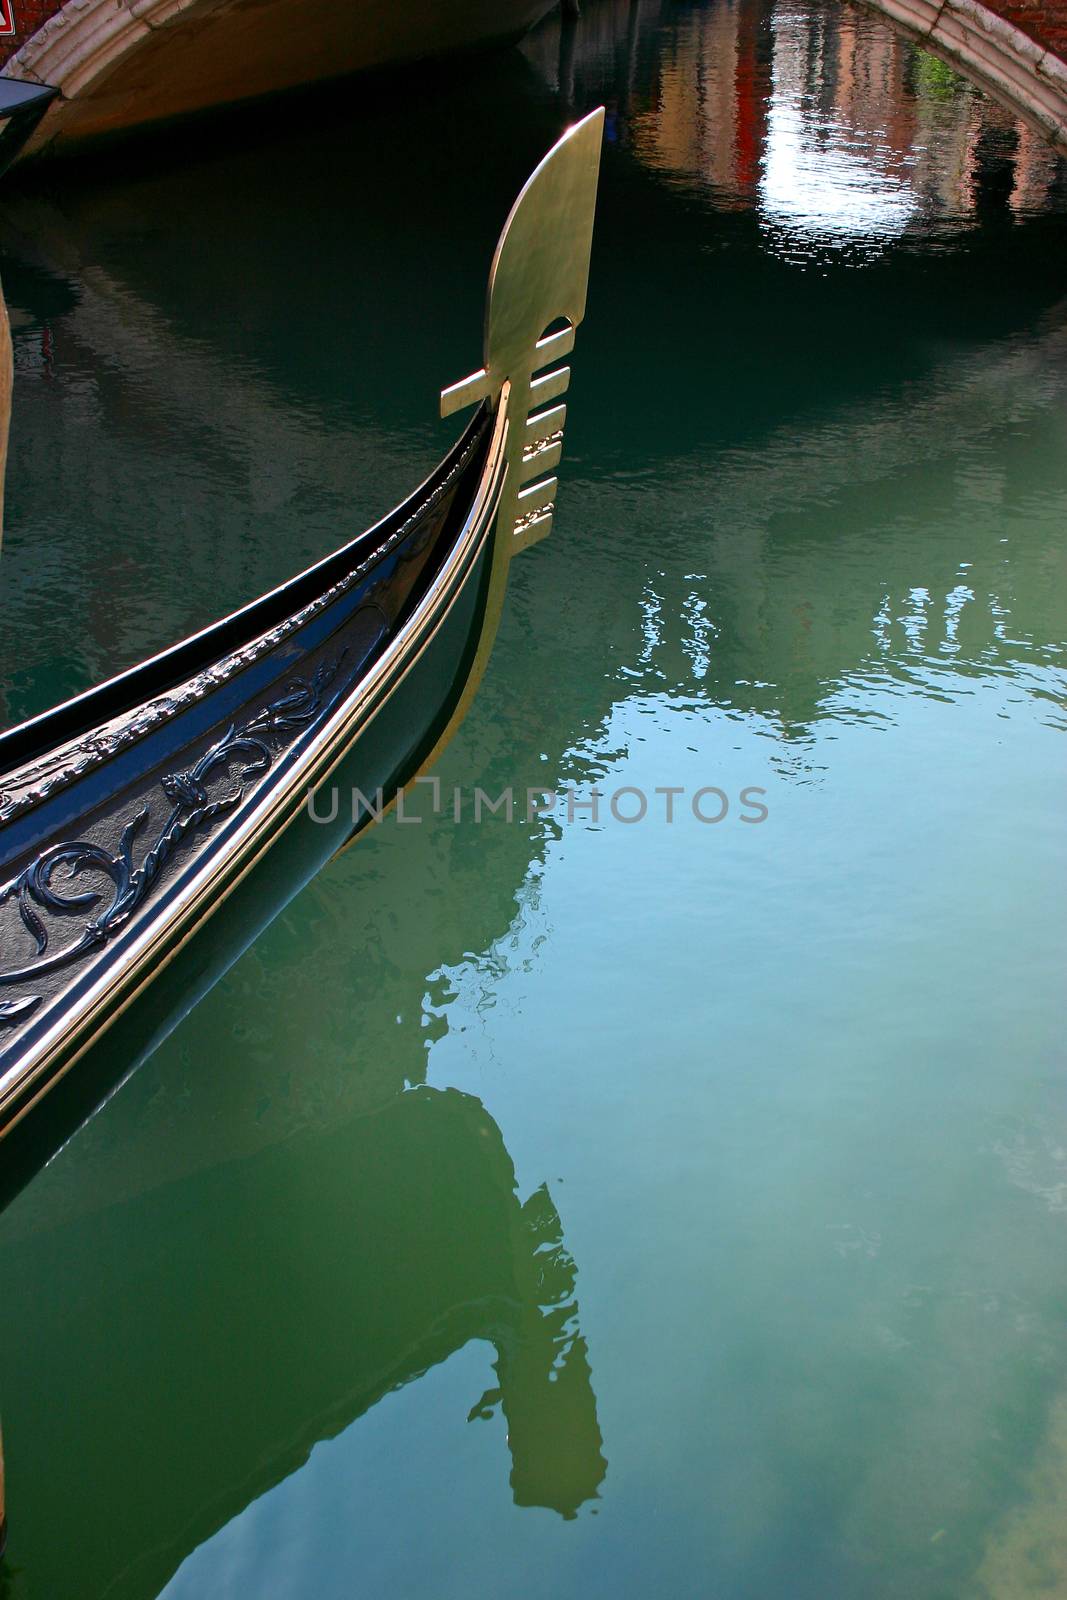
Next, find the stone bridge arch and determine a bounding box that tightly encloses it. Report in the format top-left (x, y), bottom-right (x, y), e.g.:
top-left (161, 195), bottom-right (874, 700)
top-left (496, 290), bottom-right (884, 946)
top-left (0, 0), bottom-right (556, 155)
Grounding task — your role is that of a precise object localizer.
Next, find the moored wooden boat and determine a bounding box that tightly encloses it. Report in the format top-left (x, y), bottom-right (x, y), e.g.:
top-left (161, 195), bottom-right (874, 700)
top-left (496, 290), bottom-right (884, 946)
top-left (0, 106), bottom-right (604, 1142)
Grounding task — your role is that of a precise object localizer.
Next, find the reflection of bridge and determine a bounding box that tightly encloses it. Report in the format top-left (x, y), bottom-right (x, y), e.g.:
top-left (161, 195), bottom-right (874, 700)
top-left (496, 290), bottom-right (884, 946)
top-left (862, 0), bottom-right (1067, 153)
top-left (0, 1085), bottom-right (606, 1599)
top-left (526, 0), bottom-right (1066, 198)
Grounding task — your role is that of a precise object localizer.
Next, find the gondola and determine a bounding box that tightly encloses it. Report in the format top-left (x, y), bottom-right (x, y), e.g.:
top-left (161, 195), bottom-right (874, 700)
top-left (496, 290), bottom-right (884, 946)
top-left (0, 106), bottom-right (605, 1143)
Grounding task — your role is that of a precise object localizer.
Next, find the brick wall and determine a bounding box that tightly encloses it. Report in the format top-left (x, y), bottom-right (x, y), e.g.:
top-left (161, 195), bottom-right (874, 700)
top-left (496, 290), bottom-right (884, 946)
top-left (990, 0), bottom-right (1067, 58)
top-left (0, 1), bottom-right (63, 68)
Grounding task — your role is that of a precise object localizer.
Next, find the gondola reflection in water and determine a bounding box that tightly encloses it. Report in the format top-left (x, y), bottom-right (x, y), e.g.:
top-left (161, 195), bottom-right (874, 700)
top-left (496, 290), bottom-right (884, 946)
top-left (0, 107), bottom-right (605, 1144)
top-left (0, 1085), bottom-right (607, 1596)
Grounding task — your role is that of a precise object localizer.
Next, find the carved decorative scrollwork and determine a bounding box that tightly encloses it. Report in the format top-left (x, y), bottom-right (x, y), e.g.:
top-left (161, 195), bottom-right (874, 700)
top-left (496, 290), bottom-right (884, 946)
top-left (0, 655), bottom-right (345, 1023)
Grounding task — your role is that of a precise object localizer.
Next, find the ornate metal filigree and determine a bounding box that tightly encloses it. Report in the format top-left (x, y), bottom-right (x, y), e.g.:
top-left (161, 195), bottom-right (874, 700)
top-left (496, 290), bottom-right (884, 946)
top-left (0, 655), bottom-right (345, 1022)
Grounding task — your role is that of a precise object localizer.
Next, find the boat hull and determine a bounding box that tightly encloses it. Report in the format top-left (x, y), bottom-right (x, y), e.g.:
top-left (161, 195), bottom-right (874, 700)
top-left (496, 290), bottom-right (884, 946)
top-left (0, 400), bottom-right (507, 1140)
top-left (1, 0), bottom-right (558, 156)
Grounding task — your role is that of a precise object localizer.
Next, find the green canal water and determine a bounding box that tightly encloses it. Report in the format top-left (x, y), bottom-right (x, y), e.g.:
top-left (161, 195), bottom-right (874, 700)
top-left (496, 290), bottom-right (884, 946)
top-left (1, 0), bottom-right (1066, 1595)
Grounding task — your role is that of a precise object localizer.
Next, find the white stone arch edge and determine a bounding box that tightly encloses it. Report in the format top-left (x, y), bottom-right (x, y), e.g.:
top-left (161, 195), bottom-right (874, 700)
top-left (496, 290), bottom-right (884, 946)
top-left (3, 0), bottom-right (198, 144)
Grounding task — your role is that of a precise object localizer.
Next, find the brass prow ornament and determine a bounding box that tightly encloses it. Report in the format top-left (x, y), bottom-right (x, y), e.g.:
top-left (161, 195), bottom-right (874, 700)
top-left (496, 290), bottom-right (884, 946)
top-left (441, 106), bottom-right (604, 553)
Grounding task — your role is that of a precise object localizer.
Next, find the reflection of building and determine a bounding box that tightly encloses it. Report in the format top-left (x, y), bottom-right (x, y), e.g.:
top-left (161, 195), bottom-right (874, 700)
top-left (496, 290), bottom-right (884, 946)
top-left (631, 0), bottom-right (772, 205)
top-left (0, 1086), bottom-right (606, 1599)
top-left (526, 0), bottom-right (1065, 233)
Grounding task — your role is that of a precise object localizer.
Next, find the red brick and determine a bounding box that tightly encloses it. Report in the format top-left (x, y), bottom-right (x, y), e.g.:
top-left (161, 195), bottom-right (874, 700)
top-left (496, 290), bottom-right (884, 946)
top-left (1, 1), bottom-right (64, 68)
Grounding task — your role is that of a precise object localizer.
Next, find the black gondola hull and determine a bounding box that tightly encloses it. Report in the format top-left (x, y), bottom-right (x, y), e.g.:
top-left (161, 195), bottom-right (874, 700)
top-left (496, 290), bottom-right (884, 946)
top-left (0, 402), bottom-right (506, 1142)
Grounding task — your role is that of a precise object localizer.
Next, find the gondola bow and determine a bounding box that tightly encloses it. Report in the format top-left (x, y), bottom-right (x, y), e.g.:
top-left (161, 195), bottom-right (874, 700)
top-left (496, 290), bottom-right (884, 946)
top-left (0, 107), bottom-right (604, 1141)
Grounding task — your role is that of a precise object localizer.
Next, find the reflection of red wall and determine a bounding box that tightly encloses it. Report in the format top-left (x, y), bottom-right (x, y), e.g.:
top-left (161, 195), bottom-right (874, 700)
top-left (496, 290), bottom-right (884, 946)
top-left (0, 1), bottom-right (64, 65)
top-left (733, 0), bottom-right (770, 196)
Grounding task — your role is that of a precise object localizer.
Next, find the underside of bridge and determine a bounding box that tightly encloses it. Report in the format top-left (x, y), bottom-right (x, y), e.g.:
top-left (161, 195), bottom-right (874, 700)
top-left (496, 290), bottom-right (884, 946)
top-left (0, 0), bottom-right (557, 155)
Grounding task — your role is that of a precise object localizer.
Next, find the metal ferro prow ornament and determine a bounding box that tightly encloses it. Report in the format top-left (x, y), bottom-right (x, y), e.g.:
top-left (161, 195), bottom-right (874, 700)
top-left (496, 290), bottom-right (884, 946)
top-left (392, 105), bottom-right (604, 785)
top-left (441, 105), bottom-right (604, 555)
